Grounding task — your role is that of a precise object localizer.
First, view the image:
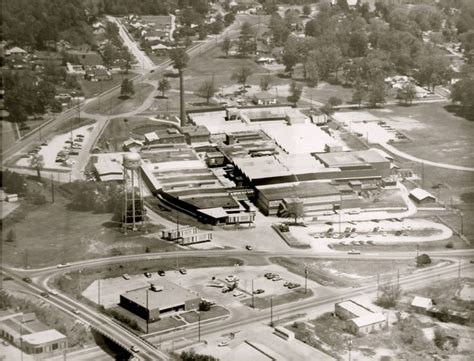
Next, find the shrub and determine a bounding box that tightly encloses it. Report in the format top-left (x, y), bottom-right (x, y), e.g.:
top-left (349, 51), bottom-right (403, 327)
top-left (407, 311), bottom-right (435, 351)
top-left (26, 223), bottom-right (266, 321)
top-left (445, 241), bottom-right (453, 249)
top-left (199, 301), bottom-right (211, 312)
top-left (416, 254), bottom-right (431, 266)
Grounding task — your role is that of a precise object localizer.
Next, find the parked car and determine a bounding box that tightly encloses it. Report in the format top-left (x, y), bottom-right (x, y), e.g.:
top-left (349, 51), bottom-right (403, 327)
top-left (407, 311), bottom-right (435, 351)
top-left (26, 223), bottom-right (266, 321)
top-left (254, 289), bottom-right (265, 294)
top-left (22, 277), bottom-right (32, 283)
top-left (179, 268), bottom-right (187, 275)
top-left (272, 275), bottom-right (282, 281)
top-left (122, 274), bottom-right (130, 280)
top-left (218, 340), bottom-right (230, 347)
top-left (245, 245), bottom-right (253, 250)
top-left (130, 345), bottom-right (140, 353)
top-left (225, 275), bottom-right (238, 282)
top-left (348, 249), bottom-right (361, 255)
top-left (264, 273), bottom-right (273, 279)
top-left (233, 291), bottom-right (243, 297)
top-left (288, 283), bottom-right (300, 289)
top-left (221, 287), bottom-right (231, 293)
top-left (158, 270), bottom-right (165, 276)
top-left (72, 308), bottom-right (80, 314)
top-left (144, 272), bottom-right (152, 278)
top-left (284, 281), bottom-right (290, 287)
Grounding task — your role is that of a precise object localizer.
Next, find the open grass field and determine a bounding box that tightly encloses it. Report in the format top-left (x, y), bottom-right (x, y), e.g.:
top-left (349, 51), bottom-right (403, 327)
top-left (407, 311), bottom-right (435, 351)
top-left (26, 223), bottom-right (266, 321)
top-left (271, 257), bottom-right (447, 288)
top-left (85, 83), bottom-right (154, 115)
top-left (0, 185), bottom-right (177, 267)
top-left (79, 72), bottom-right (137, 99)
top-left (370, 103), bottom-right (474, 168)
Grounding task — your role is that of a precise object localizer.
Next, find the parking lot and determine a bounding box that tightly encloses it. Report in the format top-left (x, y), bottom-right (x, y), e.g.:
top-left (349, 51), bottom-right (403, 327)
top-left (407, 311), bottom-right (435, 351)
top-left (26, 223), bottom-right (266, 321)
top-left (289, 217), bottom-right (452, 251)
top-left (82, 264), bottom-right (325, 311)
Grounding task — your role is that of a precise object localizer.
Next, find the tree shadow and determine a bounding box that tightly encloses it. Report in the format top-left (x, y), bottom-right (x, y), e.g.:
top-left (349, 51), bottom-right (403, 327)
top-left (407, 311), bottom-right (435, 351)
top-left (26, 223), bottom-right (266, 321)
top-left (444, 104), bottom-right (474, 121)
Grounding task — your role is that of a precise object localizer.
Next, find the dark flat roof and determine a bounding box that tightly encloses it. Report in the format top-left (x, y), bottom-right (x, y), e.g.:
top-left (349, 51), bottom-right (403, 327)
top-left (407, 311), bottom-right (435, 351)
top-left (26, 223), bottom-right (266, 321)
top-left (182, 195), bottom-right (239, 209)
top-left (257, 182), bottom-right (340, 201)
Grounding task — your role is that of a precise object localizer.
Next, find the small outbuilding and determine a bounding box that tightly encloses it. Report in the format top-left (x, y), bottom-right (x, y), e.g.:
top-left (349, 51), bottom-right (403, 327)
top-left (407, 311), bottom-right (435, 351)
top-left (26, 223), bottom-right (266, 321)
top-left (253, 91), bottom-right (277, 105)
top-left (411, 296), bottom-right (433, 314)
top-left (409, 188), bottom-right (436, 204)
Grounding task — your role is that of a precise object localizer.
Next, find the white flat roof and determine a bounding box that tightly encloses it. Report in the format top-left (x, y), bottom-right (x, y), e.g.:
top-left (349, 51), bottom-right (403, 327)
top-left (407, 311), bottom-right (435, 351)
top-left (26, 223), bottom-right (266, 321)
top-left (21, 329), bottom-right (66, 345)
top-left (351, 312), bottom-right (386, 327)
top-left (337, 300), bottom-right (373, 318)
top-left (410, 188), bottom-right (435, 201)
top-left (411, 296), bottom-right (432, 309)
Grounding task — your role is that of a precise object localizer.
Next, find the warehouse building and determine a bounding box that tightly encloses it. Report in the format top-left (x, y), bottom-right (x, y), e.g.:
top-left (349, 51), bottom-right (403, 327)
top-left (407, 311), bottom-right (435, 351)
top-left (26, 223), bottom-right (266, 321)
top-left (0, 311), bottom-right (67, 355)
top-left (119, 281), bottom-right (201, 321)
top-left (256, 181), bottom-right (341, 216)
top-left (335, 300), bottom-right (386, 335)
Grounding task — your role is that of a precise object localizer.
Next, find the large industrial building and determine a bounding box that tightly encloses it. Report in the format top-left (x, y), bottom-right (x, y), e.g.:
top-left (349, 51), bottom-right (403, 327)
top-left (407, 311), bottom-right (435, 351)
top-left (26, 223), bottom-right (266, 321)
top-left (119, 281), bottom-right (201, 321)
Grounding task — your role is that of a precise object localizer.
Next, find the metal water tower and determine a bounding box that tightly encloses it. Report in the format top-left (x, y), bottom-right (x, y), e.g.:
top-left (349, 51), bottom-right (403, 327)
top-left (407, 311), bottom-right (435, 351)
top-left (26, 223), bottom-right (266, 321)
top-left (122, 152), bottom-right (144, 232)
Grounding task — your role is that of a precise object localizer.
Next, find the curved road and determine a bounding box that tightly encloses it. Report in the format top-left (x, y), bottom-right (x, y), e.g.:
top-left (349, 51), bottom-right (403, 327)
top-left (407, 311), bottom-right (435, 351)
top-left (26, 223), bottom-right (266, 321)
top-left (382, 142), bottom-right (474, 172)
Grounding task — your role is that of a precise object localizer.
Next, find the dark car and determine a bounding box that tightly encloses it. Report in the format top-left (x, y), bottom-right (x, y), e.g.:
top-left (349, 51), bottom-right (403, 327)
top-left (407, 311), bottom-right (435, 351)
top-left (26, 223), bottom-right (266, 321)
top-left (3, 276), bottom-right (13, 281)
top-left (23, 277), bottom-right (32, 283)
top-left (158, 270), bottom-right (165, 276)
top-left (253, 289), bottom-right (265, 294)
top-left (144, 272), bottom-right (152, 278)
top-left (245, 245), bottom-right (252, 251)
top-left (40, 291), bottom-right (49, 298)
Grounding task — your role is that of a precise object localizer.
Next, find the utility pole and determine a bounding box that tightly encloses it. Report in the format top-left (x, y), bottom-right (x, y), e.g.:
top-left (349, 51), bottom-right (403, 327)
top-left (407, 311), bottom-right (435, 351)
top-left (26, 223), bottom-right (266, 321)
top-left (146, 289), bottom-right (149, 334)
top-left (251, 279), bottom-right (255, 308)
top-left (20, 316), bottom-right (24, 361)
top-left (304, 268), bottom-right (308, 294)
top-left (98, 279), bottom-right (101, 306)
top-left (460, 213), bottom-right (464, 235)
top-left (348, 337), bottom-right (352, 361)
top-left (270, 297), bottom-right (274, 327)
top-left (377, 274), bottom-right (380, 302)
top-left (339, 194), bottom-right (342, 235)
top-left (416, 245), bottom-right (419, 267)
top-left (421, 161), bottom-right (424, 188)
top-left (176, 255), bottom-right (179, 270)
top-left (24, 249), bottom-right (28, 269)
top-left (198, 313), bottom-right (201, 342)
top-left (397, 269), bottom-right (399, 289)
top-left (51, 175), bottom-right (55, 203)
top-left (458, 258), bottom-right (461, 281)
top-left (78, 269), bottom-right (82, 294)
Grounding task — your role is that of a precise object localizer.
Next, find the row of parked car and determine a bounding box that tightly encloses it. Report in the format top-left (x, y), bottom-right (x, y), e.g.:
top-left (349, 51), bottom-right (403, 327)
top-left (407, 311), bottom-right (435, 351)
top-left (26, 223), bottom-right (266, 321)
top-left (123, 268), bottom-right (188, 280)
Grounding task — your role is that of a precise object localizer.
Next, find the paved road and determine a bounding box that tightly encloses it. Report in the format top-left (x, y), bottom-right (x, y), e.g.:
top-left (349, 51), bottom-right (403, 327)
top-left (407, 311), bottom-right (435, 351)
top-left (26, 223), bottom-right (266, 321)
top-left (107, 16), bottom-right (155, 71)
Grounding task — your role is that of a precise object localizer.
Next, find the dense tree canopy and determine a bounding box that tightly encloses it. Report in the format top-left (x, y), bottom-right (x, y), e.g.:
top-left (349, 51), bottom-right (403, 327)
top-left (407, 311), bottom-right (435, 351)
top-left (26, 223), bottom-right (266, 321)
top-left (3, 0), bottom-right (92, 49)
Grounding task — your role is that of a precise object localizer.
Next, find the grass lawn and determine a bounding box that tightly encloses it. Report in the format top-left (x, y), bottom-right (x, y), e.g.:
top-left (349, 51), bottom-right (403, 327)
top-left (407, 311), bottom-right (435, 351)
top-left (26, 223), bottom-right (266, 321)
top-left (1, 184), bottom-right (176, 267)
top-left (85, 83), bottom-right (154, 115)
top-left (303, 82), bottom-right (355, 105)
top-left (370, 103), bottom-right (474, 168)
top-left (180, 306), bottom-right (229, 323)
top-left (79, 72), bottom-right (137, 99)
top-left (241, 288), bottom-right (313, 310)
top-left (53, 117), bottom-right (96, 135)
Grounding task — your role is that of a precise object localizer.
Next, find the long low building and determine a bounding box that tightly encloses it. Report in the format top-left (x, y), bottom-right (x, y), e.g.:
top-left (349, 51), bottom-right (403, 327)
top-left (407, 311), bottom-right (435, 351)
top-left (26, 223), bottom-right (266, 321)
top-left (256, 181), bottom-right (341, 216)
top-left (119, 281), bottom-right (201, 321)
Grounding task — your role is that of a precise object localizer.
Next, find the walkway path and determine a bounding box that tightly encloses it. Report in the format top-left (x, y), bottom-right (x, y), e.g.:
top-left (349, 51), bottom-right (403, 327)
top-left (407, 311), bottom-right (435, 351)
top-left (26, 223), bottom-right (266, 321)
top-left (382, 142), bottom-right (474, 172)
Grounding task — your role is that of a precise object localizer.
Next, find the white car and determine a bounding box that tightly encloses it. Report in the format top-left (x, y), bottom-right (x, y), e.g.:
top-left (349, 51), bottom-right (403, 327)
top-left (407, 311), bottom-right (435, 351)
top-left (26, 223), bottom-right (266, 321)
top-left (48, 289), bottom-right (58, 296)
top-left (56, 263), bottom-right (70, 269)
top-left (130, 345), bottom-right (140, 353)
top-left (122, 274), bottom-right (130, 280)
top-left (218, 340), bottom-right (230, 347)
top-left (233, 291), bottom-right (243, 297)
top-left (348, 249), bottom-right (361, 255)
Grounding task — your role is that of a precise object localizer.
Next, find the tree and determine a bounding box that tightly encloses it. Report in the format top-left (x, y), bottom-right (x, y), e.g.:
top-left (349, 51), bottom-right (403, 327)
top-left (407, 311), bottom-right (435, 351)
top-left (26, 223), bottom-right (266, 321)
top-left (120, 79), bottom-right (134, 98)
top-left (282, 36), bottom-right (299, 74)
top-left (221, 37), bottom-right (232, 57)
top-left (302, 4), bottom-right (311, 16)
top-left (259, 74), bottom-right (273, 91)
top-left (6, 229), bottom-right (16, 243)
top-left (169, 48), bottom-right (190, 126)
top-left (287, 81), bottom-right (302, 105)
top-left (231, 66), bottom-right (253, 91)
top-left (157, 77), bottom-right (171, 98)
top-left (328, 96), bottom-right (343, 109)
top-left (29, 153), bottom-right (44, 179)
top-left (416, 253), bottom-right (431, 267)
top-left (196, 79), bottom-right (217, 104)
top-left (376, 283), bottom-right (402, 308)
top-left (180, 350), bottom-right (218, 361)
top-left (415, 50), bottom-right (452, 92)
top-left (367, 77), bottom-right (387, 107)
top-left (451, 68), bottom-right (474, 114)
top-left (352, 79), bottom-right (367, 107)
top-left (224, 12), bottom-right (235, 27)
top-left (285, 199), bottom-right (304, 225)
top-left (397, 83), bottom-right (417, 105)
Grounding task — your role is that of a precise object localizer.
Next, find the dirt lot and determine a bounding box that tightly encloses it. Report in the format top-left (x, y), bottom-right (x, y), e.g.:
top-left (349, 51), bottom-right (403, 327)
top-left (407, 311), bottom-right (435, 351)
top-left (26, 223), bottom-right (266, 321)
top-left (95, 117), bottom-right (178, 152)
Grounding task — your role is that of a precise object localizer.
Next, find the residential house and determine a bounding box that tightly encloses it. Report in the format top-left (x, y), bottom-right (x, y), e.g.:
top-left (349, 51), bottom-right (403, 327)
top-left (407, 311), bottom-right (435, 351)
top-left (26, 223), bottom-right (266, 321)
top-left (5, 47), bottom-right (27, 56)
top-left (85, 67), bottom-right (112, 81)
top-left (253, 91), bottom-right (277, 105)
top-left (335, 300), bottom-right (387, 335)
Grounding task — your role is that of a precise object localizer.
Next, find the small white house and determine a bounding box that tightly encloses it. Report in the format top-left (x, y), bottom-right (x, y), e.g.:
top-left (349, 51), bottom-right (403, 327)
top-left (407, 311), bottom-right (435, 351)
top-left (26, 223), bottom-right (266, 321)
top-left (411, 296), bottom-right (433, 313)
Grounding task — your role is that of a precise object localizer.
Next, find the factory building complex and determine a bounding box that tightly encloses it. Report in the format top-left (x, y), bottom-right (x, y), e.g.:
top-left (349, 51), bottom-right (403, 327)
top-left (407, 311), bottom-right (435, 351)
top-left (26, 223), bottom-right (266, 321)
top-left (92, 105), bottom-right (395, 225)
